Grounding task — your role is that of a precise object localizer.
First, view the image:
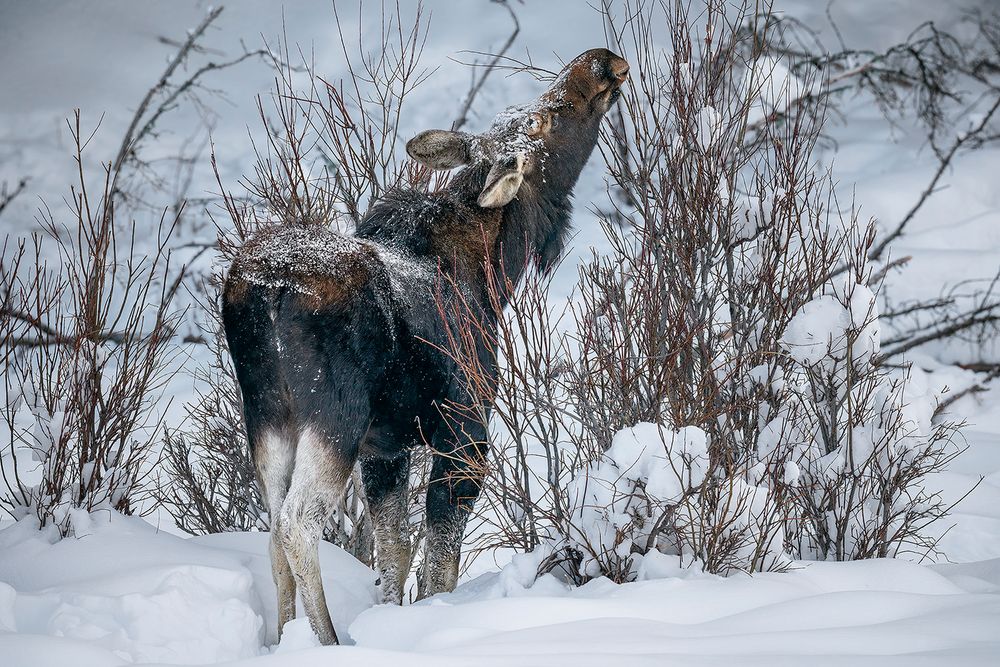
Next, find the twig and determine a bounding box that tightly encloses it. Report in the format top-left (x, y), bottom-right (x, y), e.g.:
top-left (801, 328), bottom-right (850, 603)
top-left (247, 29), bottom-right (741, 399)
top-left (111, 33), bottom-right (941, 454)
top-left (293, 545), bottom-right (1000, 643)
top-left (932, 368), bottom-right (1000, 419)
top-left (112, 6), bottom-right (272, 180)
top-left (880, 307), bottom-right (1000, 359)
top-left (958, 361), bottom-right (1000, 373)
top-left (866, 255), bottom-right (911, 287)
top-left (0, 178), bottom-right (29, 220)
top-left (451, 51), bottom-right (558, 82)
top-left (113, 7), bottom-right (224, 173)
top-left (868, 94), bottom-right (1000, 262)
top-left (451, 0), bottom-right (521, 131)
top-left (1, 307), bottom-right (62, 340)
top-left (881, 296), bottom-right (953, 320)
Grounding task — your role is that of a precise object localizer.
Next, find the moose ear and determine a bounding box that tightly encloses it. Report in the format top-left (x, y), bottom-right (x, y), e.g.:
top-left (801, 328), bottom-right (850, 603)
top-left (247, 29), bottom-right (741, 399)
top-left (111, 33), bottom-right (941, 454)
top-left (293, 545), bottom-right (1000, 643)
top-left (406, 130), bottom-right (473, 169)
top-left (477, 153), bottom-right (525, 209)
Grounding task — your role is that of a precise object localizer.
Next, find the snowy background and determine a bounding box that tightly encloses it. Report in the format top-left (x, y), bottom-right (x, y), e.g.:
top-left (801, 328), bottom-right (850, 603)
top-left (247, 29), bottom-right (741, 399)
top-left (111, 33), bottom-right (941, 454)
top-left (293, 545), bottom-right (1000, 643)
top-left (1, 0), bottom-right (999, 665)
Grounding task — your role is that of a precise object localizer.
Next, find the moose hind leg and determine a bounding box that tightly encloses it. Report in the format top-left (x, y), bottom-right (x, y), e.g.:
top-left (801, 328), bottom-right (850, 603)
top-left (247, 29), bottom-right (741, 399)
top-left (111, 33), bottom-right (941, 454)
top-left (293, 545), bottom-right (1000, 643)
top-left (275, 427), bottom-right (353, 645)
top-left (224, 286), bottom-right (300, 640)
top-left (255, 428), bottom-right (298, 637)
top-left (421, 443), bottom-right (486, 598)
top-left (361, 452), bottom-right (411, 604)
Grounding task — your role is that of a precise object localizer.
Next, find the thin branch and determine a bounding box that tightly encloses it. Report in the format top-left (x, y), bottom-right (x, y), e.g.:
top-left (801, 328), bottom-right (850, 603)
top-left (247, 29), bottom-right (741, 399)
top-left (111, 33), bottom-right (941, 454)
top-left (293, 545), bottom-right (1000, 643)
top-left (451, 0), bottom-right (521, 131)
top-left (932, 368), bottom-right (1000, 420)
top-left (0, 178), bottom-right (29, 220)
top-left (868, 94), bottom-right (1000, 262)
top-left (112, 5), bottom-right (273, 187)
top-left (880, 307), bottom-right (1000, 359)
top-left (113, 6), bottom-right (224, 173)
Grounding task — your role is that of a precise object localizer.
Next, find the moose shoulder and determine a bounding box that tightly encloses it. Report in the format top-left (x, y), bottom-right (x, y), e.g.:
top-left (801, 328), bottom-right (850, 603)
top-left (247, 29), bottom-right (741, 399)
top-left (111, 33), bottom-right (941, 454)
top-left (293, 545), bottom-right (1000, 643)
top-left (222, 48), bottom-right (628, 645)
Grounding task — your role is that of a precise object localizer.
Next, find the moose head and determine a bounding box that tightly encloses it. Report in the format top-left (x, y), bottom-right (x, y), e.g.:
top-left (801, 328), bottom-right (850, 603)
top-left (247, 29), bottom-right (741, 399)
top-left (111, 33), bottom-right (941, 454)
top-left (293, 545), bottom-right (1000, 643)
top-left (406, 48), bottom-right (630, 209)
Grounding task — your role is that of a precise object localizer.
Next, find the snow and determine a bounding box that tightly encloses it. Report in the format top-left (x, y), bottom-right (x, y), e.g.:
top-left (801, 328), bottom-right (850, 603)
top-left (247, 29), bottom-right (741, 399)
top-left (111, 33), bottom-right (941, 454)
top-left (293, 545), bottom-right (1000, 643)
top-left (346, 558), bottom-right (1000, 665)
top-left (695, 106), bottom-right (723, 150)
top-left (781, 283), bottom-right (880, 367)
top-left (482, 104), bottom-right (546, 161)
top-left (0, 512), bottom-right (376, 664)
top-left (604, 425), bottom-right (706, 507)
top-left (2, 383), bottom-right (994, 666)
top-left (5, 407), bottom-right (993, 665)
top-left (2, 0), bottom-right (1000, 664)
top-left (3, 508), bottom-right (998, 666)
top-left (232, 225), bottom-right (366, 290)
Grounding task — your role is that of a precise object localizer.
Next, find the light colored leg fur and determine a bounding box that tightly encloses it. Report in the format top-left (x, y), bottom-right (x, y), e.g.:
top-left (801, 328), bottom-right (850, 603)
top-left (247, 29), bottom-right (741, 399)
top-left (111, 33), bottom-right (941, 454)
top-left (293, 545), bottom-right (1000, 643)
top-left (273, 427), bottom-right (348, 646)
top-left (370, 487), bottom-right (411, 605)
top-left (255, 430), bottom-right (297, 638)
top-left (419, 518), bottom-right (463, 599)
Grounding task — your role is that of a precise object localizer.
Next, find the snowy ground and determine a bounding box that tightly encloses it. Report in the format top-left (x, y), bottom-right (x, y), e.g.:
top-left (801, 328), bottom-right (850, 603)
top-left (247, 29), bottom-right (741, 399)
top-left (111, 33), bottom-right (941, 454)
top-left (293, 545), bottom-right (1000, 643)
top-left (2, 0), bottom-right (999, 665)
top-left (1, 406), bottom-right (998, 667)
top-left (2, 423), bottom-right (999, 667)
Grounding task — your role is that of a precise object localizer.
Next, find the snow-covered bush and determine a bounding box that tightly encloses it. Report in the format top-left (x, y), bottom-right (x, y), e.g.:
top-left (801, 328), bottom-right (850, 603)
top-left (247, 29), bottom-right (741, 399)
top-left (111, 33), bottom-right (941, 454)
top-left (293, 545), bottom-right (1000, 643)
top-left (439, 0), bottom-right (965, 584)
top-left (584, 0), bottom-right (964, 572)
top-left (564, 424), bottom-right (709, 580)
top-left (768, 278), bottom-right (962, 560)
top-left (0, 115), bottom-right (181, 536)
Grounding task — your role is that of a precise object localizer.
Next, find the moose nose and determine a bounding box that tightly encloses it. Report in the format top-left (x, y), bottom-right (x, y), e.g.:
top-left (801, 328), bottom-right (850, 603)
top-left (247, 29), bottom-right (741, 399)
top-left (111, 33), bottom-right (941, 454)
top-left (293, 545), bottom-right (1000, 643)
top-left (611, 59), bottom-right (630, 84)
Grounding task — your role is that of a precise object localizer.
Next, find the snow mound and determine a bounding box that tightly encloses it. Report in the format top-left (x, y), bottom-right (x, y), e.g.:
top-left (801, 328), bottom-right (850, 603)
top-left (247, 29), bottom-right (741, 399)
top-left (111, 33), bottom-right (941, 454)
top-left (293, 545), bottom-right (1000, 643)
top-left (0, 511), bottom-right (377, 666)
top-left (781, 285), bottom-right (879, 366)
top-left (191, 530), bottom-right (378, 646)
top-left (346, 557), bottom-right (999, 666)
top-left (44, 564), bottom-right (261, 663)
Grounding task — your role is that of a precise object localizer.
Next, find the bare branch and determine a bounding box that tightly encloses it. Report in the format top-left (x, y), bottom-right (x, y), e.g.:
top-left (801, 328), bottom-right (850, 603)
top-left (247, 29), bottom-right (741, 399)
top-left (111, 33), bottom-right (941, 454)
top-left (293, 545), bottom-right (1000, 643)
top-left (451, 0), bottom-right (521, 131)
top-left (0, 178), bottom-right (29, 220)
top-left (868, 94), bottom-right (1000, 262)
top-left (113, 6), bottom-right (225, 173)
top-left (932, 368), bottom-right (1000, 420)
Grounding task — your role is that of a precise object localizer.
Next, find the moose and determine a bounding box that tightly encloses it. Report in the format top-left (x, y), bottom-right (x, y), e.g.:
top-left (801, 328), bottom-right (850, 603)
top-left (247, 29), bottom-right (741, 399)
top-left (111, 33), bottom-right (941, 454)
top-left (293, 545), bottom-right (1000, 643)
top-left (222, 48), bottom-right (629, 645)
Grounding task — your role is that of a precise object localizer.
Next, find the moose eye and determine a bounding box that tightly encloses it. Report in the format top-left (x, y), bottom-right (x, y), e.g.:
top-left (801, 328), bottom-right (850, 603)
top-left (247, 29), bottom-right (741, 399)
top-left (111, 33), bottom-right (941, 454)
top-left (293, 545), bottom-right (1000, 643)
top-left (525, 112), bottom-right (549, 136)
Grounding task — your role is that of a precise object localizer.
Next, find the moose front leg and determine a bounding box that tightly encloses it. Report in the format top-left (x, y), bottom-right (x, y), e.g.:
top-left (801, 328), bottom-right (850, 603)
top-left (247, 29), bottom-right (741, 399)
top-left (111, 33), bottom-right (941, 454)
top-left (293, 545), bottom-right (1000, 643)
top-left (361, 452), bottom-right (412, 605)
top-left (420, 439), bottom-right (486, 598)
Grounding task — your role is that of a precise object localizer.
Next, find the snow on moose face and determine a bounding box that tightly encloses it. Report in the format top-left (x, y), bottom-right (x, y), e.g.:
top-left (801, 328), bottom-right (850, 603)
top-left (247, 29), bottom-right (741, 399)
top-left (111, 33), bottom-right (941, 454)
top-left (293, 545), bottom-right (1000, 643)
top-left (406, 48), bottom-right (629, 208)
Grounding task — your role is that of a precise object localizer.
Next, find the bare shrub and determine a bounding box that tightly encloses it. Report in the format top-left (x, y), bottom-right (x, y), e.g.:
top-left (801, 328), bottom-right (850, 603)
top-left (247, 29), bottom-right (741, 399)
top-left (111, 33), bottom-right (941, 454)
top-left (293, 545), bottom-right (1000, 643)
top-left (436, 0), bottom-right (970, 584)
top-left (111, 6), bottom-right (274, 241)
top-left (159, 304), bottom-right (266, 535)
top-left (0, 8), bottom-right (283, 537)
top-left (216, 0), bottom-right (436, 243)
top-left (0, 113), bottom-right (181, 535)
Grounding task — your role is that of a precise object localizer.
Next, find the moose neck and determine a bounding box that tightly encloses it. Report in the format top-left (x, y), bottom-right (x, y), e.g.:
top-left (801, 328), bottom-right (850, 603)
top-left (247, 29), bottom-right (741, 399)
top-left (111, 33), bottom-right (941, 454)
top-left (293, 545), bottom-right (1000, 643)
top-left (441, 118), bottom-right (601, 305)
top-left (448, 164), bottom-right (570, 292)
top-left (495, 183), bottom-right (571, 287)
top-left (447, 162), bottom-right (572, 304)
top-left (491, 133), bottom-right (600, 296)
